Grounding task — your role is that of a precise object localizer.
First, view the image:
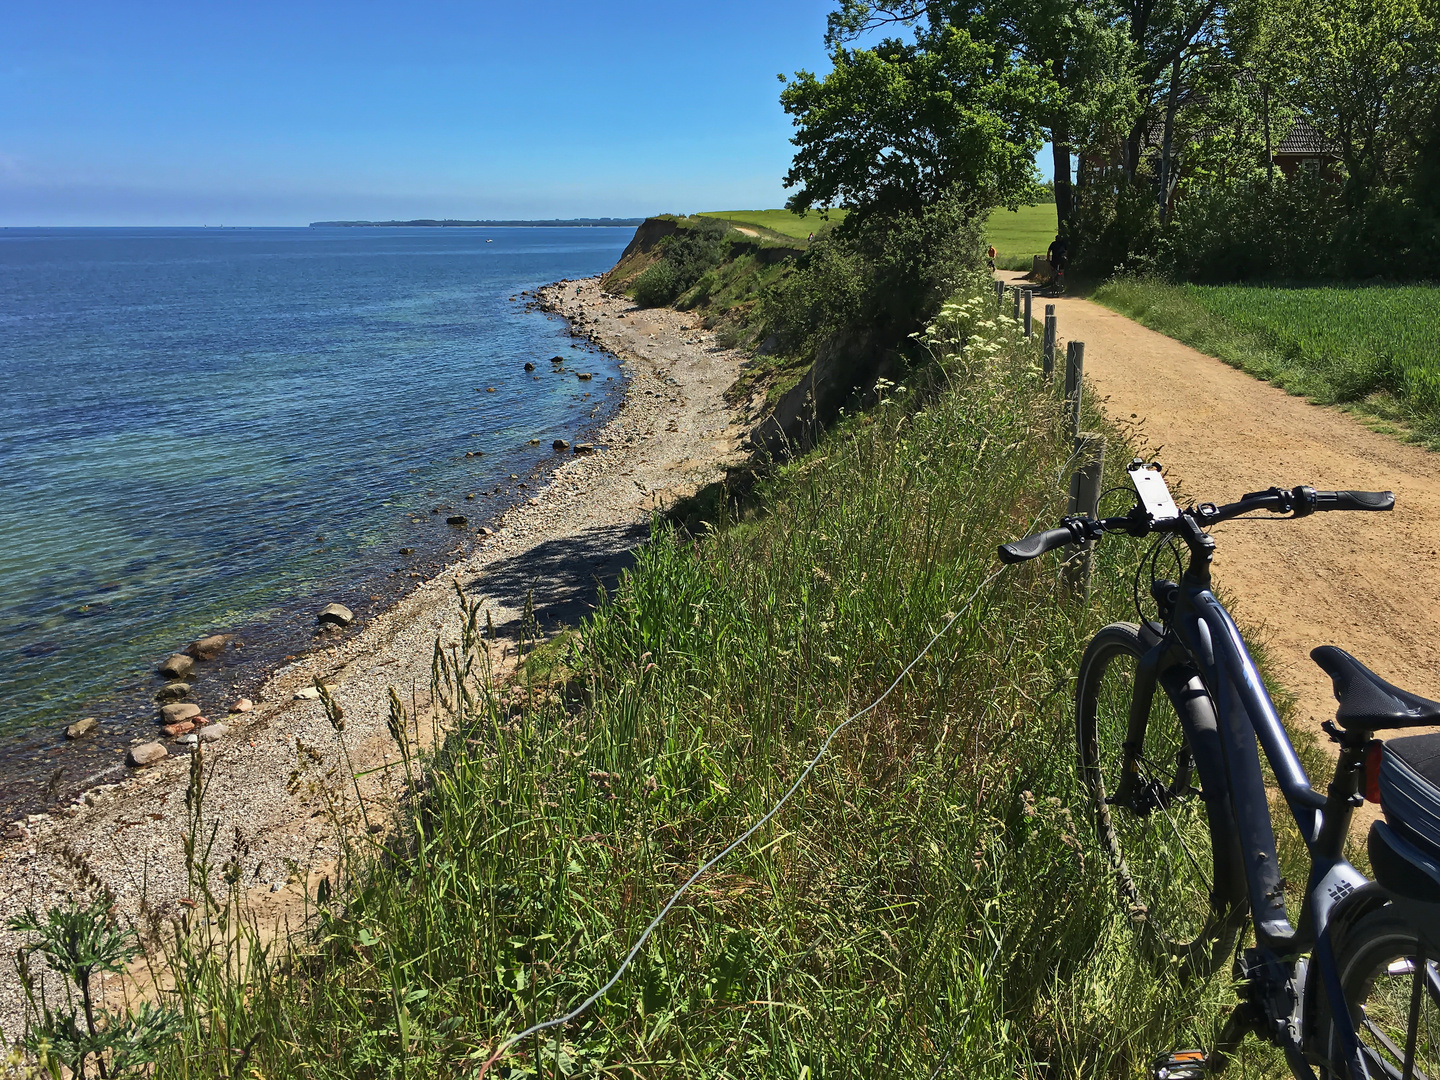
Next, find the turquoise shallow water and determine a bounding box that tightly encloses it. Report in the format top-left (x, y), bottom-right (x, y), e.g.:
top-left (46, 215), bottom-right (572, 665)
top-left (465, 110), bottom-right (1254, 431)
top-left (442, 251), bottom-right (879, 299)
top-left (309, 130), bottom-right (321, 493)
top-left (0, 225), bottom-right (628, 802)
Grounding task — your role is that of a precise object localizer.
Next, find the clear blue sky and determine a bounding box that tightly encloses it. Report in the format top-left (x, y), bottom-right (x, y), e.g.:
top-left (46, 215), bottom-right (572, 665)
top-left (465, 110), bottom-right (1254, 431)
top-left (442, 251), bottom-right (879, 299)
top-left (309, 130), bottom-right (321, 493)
top-left (1, 2), bottom-right (1050, 226)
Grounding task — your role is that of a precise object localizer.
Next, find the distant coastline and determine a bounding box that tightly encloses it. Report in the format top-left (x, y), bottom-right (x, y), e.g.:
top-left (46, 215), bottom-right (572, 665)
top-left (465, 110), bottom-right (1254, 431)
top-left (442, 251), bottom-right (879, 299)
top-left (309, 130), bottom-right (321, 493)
top-left (309, 217), bottom-right (646, 228)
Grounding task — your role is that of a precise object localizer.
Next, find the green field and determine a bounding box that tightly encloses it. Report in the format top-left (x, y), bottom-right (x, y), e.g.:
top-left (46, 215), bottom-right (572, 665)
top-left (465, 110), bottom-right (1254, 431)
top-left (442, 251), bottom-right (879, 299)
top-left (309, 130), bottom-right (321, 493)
top-left (698, 207), bottom-right (847, 239)
top-left (1095, 278), bottom-right (1440, 445)
top-left (985, 203), bottom-right (1057, 268)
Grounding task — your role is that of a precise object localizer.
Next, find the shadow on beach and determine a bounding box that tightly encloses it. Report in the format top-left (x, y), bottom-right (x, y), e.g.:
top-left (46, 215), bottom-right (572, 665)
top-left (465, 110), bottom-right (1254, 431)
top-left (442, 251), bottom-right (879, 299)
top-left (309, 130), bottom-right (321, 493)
top-left (460, 520), bottom-right (650, 638)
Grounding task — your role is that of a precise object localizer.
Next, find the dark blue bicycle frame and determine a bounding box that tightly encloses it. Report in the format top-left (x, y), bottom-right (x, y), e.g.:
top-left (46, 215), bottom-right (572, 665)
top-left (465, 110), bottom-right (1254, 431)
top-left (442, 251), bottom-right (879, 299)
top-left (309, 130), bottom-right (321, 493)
top-left (1151, 519), bottom-right (1373, 1078)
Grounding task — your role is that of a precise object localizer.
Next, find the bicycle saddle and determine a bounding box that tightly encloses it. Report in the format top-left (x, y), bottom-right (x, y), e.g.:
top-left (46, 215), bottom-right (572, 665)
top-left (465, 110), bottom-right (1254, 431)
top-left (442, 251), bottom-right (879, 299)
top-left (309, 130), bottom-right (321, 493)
top-left (1310, 646), bottom-right (1440, 731)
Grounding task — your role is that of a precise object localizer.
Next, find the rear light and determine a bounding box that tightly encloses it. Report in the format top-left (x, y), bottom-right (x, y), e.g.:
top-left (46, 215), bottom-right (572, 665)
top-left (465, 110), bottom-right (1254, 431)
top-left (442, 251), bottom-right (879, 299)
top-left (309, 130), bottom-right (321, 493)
top-left (1364, 741), bottom-right (1384, 804)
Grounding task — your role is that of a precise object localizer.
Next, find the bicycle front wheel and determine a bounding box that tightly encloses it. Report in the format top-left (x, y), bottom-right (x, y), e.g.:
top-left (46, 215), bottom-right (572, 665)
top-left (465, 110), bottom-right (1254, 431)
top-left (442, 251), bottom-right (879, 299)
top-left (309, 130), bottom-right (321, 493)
top-left (1075, 623), bottom-right (1243, 975)
top-left (1315, 905), bottom-right (1440, 1080)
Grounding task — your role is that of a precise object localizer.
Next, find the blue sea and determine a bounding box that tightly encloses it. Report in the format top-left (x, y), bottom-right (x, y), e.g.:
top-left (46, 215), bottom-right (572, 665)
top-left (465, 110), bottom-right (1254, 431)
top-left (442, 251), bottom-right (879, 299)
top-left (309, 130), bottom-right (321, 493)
top-left (0, 226), bottom-right (630, 806)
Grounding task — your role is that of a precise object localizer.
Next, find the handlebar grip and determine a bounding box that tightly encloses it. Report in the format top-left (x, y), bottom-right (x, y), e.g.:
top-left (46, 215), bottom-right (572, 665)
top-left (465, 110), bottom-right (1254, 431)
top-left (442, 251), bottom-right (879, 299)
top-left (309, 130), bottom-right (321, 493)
top-left (998, 526), bottom-right (1076, 564)
top-left (1315, 490), bottom-right (1394, 512)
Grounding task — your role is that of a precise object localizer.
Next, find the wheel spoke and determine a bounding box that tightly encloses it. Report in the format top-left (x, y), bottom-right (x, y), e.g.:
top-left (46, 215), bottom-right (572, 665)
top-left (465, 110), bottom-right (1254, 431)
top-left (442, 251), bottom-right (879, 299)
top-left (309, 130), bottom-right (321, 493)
top-left (1135, 754), bottom-right (1213, 899)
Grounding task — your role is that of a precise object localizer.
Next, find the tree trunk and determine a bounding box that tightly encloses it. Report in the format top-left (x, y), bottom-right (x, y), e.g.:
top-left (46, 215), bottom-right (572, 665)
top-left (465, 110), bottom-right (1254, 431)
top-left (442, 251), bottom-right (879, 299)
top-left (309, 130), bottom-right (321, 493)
top-left (1158, 55), bottom-right (1181, 222)
top-left (1051, 130), bottom-right (1073, 231)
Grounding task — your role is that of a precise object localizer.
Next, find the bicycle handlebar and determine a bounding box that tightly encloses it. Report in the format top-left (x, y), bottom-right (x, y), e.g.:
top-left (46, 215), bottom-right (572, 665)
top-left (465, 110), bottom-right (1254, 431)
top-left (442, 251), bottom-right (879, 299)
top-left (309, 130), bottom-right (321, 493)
top-left (998, 525), bottom-right (1082, 564)
top-left (998, 485), bottom-right (1394, 564)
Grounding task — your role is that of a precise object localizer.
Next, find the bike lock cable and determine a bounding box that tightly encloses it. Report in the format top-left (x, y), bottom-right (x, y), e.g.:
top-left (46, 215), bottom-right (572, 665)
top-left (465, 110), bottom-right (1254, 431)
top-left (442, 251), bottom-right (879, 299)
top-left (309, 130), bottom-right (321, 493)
top-left (475, 564), bottom-right (1011, 1075)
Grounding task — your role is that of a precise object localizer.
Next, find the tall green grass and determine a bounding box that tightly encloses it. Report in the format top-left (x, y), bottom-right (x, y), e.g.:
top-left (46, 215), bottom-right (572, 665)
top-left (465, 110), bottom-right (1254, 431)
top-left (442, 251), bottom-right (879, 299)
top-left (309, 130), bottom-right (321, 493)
top-left (12, 283), bottom-right (1275, 1078)
top-left (1094, 278), bottom-right (1440, 447)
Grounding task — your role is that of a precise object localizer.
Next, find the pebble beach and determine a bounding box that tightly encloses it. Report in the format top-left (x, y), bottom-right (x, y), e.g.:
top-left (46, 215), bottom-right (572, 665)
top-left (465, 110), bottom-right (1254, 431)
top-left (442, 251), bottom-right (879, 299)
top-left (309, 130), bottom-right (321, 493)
top-left (0, 276), bottom-right (753, 1030)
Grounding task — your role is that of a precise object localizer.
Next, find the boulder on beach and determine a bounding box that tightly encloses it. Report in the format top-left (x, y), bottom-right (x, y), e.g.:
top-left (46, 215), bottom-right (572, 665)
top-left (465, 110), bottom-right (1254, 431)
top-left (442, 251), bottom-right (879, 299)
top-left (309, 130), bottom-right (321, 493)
top-left (185, 634), bottom-right (231, 660)
top-left (573, 443), bottom-right (596, 454)
top-left (229, 698), bottom-right (253, 713)
top-left (155, 682), bottom-right (190, 703)
top-left (65, 717), bottom-right (98, 740)
top-left (159, 654), bottom-right (194, 679)
top-left (161, 702), bottom-right (202, 724)
top-left (161, 720), bottom-right (196, 737)
top-left (129, 742), bottom-right (167, 767)
top-left (197, 723), bottom-right (228, 743)
top-left (317, 603), bottom-right (353, 627)
top-left (446, 515), bottom-right (468, 526)
top-left (552, 439), bottom-right (569, 451)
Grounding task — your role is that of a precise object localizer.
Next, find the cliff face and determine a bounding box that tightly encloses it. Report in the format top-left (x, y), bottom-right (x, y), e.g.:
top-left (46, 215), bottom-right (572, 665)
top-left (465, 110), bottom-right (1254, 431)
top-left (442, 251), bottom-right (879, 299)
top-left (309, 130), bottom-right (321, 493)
top-left (601, 217), bottom-right (684, 292)
top-left (602, 216), bottom-right (898, 460)
top-left (601, 216), bottom-right (802, 296)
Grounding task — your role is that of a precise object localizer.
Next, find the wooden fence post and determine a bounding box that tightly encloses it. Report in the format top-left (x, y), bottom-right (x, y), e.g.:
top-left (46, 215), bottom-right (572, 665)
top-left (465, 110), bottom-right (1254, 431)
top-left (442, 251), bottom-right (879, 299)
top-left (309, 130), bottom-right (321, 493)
top-left (1012, 288), bottom-right (1021, 322)
top-left (1023, 290), bottom-right (1033, 338)
top-left (1043, 305), bottom-right (1056, 379)
top-left (994, 279), bottom-right (1004, 304)
top-left (1065, 340), bottom-right (1085, 442)
top-left (1066, 435), bottom-right (1106, 600)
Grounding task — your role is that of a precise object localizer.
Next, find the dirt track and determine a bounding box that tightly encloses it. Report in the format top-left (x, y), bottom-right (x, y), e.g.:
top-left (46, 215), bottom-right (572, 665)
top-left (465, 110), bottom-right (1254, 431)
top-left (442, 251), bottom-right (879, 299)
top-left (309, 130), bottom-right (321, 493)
top-left (998, 273), bottom-right (1440, 749)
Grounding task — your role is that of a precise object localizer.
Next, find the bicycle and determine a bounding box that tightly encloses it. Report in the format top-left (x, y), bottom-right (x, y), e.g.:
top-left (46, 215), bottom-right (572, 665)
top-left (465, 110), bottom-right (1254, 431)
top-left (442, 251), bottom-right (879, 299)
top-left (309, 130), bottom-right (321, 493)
top-left (999, 460), bottom-right (1440, 1080)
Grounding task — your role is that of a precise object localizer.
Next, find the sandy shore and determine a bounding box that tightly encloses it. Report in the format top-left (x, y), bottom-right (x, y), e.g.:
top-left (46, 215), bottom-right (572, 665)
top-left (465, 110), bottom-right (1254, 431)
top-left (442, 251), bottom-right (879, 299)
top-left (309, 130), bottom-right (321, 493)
top-left (0, 277), bottom-right (752, 1029)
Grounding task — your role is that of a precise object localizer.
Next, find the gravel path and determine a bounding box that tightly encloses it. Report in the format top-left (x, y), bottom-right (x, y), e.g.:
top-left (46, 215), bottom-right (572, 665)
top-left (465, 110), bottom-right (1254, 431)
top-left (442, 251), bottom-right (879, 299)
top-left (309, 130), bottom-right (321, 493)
top-left (997, 272), bottom-right (1440, 753)
top-left (0, 277), bottom-right (751, 1029)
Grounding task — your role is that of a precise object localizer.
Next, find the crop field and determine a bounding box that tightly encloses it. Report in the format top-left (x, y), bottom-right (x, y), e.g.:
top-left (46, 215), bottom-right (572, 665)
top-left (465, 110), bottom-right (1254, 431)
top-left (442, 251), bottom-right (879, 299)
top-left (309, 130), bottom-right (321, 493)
top-left (698, 207), bottom-right (847, 239)
top-left (985, 203), bottom-right (1057, 268)
top-left (1096, 279), bottom-right (1440, 445)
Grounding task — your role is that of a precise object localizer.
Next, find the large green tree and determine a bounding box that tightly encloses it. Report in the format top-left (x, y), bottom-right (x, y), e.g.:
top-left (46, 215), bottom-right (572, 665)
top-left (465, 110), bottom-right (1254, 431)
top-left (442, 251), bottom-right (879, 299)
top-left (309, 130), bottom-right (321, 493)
top-left (822, 0), bottom-right (1133, 232)
top-left (1290, 0), bottom-right (1440, 205)
top-left (779, 22), bottom-right (1049, 221)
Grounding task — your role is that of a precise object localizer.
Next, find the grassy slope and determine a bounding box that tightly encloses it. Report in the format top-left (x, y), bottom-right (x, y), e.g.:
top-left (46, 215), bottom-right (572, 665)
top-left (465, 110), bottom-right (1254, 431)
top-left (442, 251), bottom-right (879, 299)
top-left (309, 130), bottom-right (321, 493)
top-left (698, 208), bottom-right (847, 239)
top-left (1094, 278), bottom-right (1440, 448)
top-left (44, 281), bottom-right (1335, 1079)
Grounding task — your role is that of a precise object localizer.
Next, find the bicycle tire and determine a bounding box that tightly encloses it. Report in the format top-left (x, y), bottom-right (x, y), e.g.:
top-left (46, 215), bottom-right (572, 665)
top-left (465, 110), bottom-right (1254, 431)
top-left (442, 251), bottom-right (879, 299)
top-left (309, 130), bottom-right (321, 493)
top-left (1075, 622), bottom-right (1245, 976)
top-left (1313, 904), bottom-right (1440, 1080)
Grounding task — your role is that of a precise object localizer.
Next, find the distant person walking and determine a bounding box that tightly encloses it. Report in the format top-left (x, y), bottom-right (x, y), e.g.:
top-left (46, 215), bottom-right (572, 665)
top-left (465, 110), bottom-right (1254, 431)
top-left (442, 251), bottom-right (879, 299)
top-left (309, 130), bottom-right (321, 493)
top-left (987, 244), bottom-right (997, 271)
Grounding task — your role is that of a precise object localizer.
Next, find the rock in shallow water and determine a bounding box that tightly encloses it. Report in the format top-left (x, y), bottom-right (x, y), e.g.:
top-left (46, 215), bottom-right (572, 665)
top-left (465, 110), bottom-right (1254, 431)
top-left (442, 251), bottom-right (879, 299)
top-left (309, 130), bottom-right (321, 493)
top-left (317, 603), bottom-right (353, 627)
top-left (229, 698), bottom-right (253, 713)
top-left (552, 439), bottom-right (569, 451)
top-left (129, 742), bottom-right (167, 767)
top-left (159, 654), bottom-right (194, 679)
top-left (155, 682), bottom-right (190, 703)
top-left (65, 717), bottom-right (97, 740)
top-left (161, 702), bottom-right (202, 724)
top-left (186, 633), bottom-right (231, 660)
top-left (446, 515), bottom-right (468, 525)
top-left (161, 720), bottom-right (196, 737)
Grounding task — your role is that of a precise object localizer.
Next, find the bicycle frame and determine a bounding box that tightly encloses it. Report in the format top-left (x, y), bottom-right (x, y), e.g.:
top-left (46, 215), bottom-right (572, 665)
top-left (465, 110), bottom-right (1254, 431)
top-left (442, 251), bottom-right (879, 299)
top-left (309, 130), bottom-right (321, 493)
top-left (1139, 515), bottom-right (1374, 1077)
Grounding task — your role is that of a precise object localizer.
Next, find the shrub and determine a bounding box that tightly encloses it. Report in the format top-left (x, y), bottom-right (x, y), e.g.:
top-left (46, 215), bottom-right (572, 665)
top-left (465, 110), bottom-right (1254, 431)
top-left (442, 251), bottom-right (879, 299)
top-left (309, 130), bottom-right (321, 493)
top-left (758, 189), bottom-right (985, 358)
top-left (631, 260), bottom-right (681, 307)
top-left (632, 218), bottom-right (733, 307)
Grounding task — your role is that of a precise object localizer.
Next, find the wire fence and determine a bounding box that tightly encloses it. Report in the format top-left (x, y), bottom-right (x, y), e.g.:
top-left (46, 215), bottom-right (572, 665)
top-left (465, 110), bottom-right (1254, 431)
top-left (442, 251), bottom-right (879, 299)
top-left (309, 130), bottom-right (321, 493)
top-left (476, 564), bottom-right (1011, 1076)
